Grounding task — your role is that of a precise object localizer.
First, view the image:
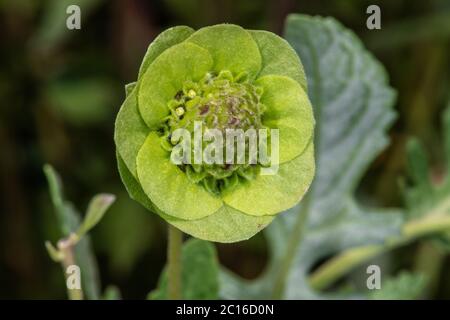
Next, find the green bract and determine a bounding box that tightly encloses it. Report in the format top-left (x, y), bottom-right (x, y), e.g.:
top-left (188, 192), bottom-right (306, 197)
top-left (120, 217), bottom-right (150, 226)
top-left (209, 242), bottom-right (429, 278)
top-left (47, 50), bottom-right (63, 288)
top-left (115, 24), bottom-right (315, 243)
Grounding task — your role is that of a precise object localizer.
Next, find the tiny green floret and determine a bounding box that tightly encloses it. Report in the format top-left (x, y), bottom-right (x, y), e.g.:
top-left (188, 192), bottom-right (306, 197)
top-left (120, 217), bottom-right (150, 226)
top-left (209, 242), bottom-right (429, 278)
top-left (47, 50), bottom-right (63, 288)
top-left (160, 70), bottom-right (267, 194)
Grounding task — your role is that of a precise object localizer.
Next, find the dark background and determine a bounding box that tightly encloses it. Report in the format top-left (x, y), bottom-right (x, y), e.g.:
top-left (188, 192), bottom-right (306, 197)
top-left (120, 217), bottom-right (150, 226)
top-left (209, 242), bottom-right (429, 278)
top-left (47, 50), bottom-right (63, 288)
top-left (1, 0), bottom-right (449, 299)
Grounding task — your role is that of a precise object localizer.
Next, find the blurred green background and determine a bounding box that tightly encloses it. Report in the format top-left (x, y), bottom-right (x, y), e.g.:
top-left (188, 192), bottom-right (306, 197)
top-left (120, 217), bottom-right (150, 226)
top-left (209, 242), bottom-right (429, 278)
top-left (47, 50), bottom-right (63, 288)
top-left (1, 0), bottom-right (450, 299)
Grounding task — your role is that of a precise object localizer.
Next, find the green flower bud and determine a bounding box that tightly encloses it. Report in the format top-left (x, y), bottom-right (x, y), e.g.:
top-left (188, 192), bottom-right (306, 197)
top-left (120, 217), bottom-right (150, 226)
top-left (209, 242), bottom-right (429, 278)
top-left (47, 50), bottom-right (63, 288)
top-left (115, 24), bottom-right (315, 243)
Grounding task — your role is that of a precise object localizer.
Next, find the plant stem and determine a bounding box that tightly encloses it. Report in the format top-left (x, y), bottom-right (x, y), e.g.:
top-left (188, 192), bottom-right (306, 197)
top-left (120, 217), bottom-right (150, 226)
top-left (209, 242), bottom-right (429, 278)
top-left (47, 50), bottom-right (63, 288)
top-left (167, 225), bottom-right (183, 300)
top-left (308, 214), bottom-right (450, 291)
top-left (272, 199), bottom-right (310, 299)
top-left (57, 233), bottom-right (83, 300)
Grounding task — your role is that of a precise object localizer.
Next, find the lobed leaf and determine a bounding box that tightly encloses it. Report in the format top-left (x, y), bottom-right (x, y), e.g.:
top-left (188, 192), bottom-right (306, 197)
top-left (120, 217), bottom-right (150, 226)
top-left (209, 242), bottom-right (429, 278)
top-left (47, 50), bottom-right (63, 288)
top-left (221, 14), bottom-right (403, 299)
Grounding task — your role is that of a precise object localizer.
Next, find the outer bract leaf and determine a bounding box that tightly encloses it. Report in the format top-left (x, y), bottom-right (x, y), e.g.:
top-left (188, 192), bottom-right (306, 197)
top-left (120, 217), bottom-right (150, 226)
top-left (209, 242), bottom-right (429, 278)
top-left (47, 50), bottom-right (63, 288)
top-left (250, 30), bottom-right (307, 91)
top-left (114, 87), bottom-right (149, 177)
top-left (138, 42), bottom-right (213, 129)
top-left (136, 132), bottom-right (222, 220)
top-left (187, 24), bottom-right (261, 79)
top-left (117, 152), bottom-right (155, 212)
top-left (164, 205), bottom-right (274, 243)
top-left (117, 153), bottom-right (273, 243)
top-left (138, 26), bottom-right (195, 79)
top-left (224, 141), bottom-right (314, 216)
top-left (125, 82), bottom-right (136, 97)
top-left (257, 75), bottom-right (314, 164)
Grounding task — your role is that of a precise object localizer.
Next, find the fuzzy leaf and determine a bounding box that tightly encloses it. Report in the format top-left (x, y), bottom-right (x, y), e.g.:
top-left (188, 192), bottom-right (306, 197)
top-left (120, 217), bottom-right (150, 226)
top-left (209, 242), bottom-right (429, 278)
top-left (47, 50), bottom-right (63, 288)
top-left (149, 239), bottom-right (219, 299)
top-left (220, 15), bottom-right (403, 299)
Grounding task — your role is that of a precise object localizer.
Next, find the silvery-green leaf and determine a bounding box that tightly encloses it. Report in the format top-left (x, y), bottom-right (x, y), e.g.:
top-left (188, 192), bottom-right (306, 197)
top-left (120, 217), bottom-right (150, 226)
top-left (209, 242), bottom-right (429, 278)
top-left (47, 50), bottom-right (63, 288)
top-left (220, 15), bottom-right (403, 300)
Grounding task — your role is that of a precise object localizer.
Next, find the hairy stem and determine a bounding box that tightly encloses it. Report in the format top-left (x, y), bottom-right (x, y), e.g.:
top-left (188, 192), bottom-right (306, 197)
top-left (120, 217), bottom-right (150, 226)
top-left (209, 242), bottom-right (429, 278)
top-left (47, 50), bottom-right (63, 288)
top-left (308, 214), bottom-right (450, 291)
top-left (57, 233), bottom-right (83, 300)
top-left (167, 225), bottom-right (183, 299)
top-left (272, 198), bottom-right (310, 299)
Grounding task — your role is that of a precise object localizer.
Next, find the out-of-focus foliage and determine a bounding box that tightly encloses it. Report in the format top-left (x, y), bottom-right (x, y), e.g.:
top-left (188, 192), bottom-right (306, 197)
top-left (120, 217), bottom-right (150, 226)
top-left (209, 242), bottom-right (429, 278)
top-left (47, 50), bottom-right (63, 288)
top-left (1, 0), bottom-right (450, 299)
top-left (370, 272), bottom-right (427, 300)
top-left (403, 101), bottom-right (450, 248)
top-left (404, 101), bottom-right (450, 221)
top-left (43, 165), bottom-right (102, 299)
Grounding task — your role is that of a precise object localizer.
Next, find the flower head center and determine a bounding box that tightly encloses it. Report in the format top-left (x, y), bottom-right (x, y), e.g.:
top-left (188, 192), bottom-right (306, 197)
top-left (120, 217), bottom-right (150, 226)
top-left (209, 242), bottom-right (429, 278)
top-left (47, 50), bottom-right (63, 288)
top-left (167, 70), bottom-right (265, 133)
top-left (160, 71), bottom-right (267, 194)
